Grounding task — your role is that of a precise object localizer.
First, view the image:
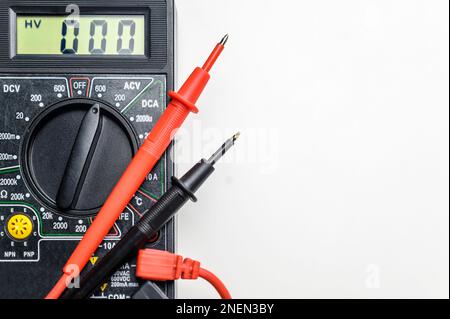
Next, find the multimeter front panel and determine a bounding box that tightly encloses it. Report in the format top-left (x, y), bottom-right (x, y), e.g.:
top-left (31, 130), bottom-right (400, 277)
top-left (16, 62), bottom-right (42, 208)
top-left (0, 0), bottom-right (175, 299)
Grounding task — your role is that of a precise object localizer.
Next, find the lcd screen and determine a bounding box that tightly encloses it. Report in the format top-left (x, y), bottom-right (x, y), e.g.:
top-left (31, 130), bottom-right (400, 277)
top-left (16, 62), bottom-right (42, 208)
top-left (16, 15), bottom-right (146, 56)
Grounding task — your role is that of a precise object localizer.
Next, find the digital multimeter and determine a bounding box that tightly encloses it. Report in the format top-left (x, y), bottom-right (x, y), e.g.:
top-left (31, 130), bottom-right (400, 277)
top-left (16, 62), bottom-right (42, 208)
top-left (0, 0), bottom-right (175, 299)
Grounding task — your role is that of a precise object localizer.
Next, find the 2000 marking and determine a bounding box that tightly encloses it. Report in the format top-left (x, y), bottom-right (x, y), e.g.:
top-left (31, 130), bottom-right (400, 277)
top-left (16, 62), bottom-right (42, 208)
top-left (52, 221), bottom-right (68, 230)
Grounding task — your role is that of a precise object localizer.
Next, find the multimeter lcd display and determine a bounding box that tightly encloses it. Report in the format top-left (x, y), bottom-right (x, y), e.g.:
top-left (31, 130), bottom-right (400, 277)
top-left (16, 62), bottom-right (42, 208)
top-left (16, 15), bottom-right (145, 56)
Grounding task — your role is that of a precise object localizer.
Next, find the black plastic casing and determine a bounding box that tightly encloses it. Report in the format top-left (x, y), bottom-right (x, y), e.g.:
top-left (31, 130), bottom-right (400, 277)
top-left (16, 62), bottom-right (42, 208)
top-left (0, 0), bottom-right (176, 299)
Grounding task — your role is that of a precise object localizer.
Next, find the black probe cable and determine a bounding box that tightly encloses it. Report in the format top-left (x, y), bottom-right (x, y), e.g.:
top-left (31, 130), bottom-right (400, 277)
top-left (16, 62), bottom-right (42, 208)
top-left (61, 133), bottom-right (240, 299)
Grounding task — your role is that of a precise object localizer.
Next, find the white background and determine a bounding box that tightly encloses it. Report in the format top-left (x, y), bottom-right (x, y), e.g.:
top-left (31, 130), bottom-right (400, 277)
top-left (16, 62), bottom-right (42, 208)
top-left (174, 0), bottom-right (449, 298)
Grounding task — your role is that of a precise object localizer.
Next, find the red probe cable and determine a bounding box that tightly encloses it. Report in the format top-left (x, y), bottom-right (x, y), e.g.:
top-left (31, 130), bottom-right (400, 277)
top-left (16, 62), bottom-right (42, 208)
top-left (46, 35), bottom-right (228, 299)
top-left (136, 249), bottom-right (232, 299)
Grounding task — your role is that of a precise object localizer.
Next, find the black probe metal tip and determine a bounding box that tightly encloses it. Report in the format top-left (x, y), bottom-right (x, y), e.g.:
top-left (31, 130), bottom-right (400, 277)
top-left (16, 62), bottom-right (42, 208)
top-left (220, 34), bottom-right (229, 46)
top-left (175, 133), bottom-right (240, 200)
top-left (207, 132), bottom-right (240, 166)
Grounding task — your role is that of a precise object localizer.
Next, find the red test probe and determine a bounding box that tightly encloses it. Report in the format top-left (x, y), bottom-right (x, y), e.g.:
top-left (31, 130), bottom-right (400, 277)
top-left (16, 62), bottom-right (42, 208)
top-left (46, 35), bottom-right (229, 299)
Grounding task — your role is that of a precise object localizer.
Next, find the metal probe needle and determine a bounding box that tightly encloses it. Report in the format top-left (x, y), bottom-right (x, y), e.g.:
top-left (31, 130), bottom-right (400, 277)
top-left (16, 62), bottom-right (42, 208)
top-left (207, 132), bottom-right (240, 165)
top-left (220, 34), bottom-right (229, 46)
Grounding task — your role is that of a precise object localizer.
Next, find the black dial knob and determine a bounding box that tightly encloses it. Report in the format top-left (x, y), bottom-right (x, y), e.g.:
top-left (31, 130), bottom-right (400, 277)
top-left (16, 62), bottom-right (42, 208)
top-left (21, 99), bottom-right (138, 216)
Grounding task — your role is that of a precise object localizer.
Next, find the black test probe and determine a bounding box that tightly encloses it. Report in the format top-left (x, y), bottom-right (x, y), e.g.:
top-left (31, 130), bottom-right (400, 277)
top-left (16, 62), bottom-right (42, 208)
top-left (61, 133), bottom-right (240, 299)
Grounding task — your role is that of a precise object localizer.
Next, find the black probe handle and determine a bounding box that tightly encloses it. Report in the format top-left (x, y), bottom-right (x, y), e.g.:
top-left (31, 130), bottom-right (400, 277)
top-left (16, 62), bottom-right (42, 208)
top-left (60, 186), bottom-right (190, 299)
top-left (61, 160), bottom-right (215, 299)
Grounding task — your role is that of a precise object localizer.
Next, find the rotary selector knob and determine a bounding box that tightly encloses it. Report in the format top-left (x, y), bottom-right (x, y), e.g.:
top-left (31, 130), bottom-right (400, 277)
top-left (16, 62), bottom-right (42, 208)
top-left (21, 99), bottom-right (138, 216)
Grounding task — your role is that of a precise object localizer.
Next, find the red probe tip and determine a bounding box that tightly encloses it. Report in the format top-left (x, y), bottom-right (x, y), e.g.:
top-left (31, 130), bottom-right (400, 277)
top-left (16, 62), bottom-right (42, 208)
top-left (202, 34), bottom-right (229, 73)
top-left (220, 34), bottom-right (229, 46)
